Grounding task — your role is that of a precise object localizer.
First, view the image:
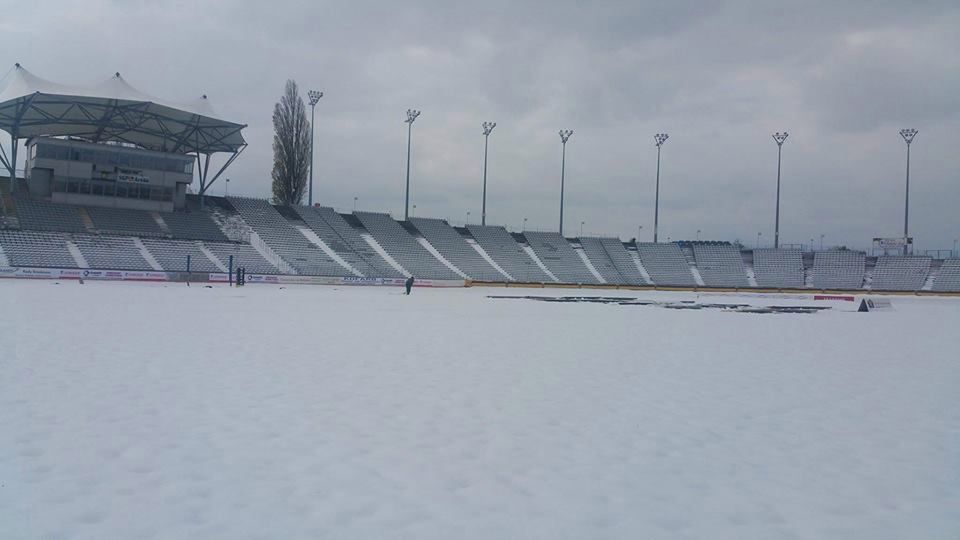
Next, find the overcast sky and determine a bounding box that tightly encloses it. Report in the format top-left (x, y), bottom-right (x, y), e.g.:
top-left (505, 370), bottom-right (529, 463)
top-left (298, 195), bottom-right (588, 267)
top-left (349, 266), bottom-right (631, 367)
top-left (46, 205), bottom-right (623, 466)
top-left (3, 0), bottom-right (958, 250)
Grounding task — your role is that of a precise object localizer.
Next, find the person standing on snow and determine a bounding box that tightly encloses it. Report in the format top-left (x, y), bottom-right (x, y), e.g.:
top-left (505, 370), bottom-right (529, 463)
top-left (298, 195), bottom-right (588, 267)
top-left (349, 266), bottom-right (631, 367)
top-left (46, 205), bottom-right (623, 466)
top-left (404, 275), bottom-right (415, 295)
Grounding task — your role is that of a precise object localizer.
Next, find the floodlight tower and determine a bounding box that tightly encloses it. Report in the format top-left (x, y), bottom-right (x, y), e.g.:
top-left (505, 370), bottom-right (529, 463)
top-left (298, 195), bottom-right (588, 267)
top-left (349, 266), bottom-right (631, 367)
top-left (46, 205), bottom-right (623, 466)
top-left (653, 133), bottom-right (669, 243)
top-left (558, 129), bottom-right (573, 235)
top-left (481, 121), bottom-right (496, 225)
top-left (772, 131), bottom-right (789, 249)
top-left (404, 109), bottom-right (421, 220)
top-left (899, 128), bottom-right (918, 255)
top-left (307, 90), bottom-right (323, 206)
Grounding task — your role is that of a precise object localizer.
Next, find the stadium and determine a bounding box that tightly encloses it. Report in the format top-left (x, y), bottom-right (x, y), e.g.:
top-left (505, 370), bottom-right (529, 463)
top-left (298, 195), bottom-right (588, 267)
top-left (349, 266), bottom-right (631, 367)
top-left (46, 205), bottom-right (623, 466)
top-left (3, 63), bottom-right (959, 540)
top-left (0, 65), bottom-right (957, 293)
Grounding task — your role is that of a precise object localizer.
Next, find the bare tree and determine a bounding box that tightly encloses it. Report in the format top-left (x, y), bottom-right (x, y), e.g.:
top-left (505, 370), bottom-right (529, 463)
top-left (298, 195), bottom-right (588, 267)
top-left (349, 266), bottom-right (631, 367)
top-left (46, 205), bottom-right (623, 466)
top-left (271, 80), bottom-right (310, 205)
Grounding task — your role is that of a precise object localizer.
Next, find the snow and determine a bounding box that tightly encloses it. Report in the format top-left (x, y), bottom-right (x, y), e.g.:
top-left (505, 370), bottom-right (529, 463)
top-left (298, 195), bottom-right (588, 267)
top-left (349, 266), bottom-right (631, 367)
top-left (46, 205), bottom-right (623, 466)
top-left (2, 280), bottom-right (959, 539)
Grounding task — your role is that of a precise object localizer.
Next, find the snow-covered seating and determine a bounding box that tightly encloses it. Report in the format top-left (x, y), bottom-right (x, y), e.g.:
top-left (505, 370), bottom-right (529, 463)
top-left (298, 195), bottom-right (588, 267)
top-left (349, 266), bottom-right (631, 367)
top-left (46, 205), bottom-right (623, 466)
top-left (637, 243), bottom-right (697, 286)
top-left (932, 259), bottom-right (960, 292)
top-left (0, 230), bottom-right (77, 267)
top-left (753, 249), bottom-right (804, 288)
top-left (228, 197), bottom-right (351, 277)
top-left (292, 206), bottom-right (402, 278)
top-left (86, 206), bottom-right (164, 237)
top-left (410, 217), bottom-right (504, 281)
top-left (871, 256), bottom-right (931, 291)
top-left (466, 225), bottom-right (551, 282)
top-left (203, 242), bottom-right (278, 274)
top-left (812, 250), bottom-right (864, 289)
top-left (73, 235), bottom-right (151, 270)
top-left (692, 243), bottom-right (748, 287)
top-left (354, 212), bottom-right (460, 280)
top-left (577, 237), bottom-right (623, 284)
top-left (162, 210), bottom-right (228, 242)
top-left (141, 238), bottom-right (221, 272)
top-left (13, 198), bottom-right (87, 233)
top-left (521, 231), bottom-right (599, 284)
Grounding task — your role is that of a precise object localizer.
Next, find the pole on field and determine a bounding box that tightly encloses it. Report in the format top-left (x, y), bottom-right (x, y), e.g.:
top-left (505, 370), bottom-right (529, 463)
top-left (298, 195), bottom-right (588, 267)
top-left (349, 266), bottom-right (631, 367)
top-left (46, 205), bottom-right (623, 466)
top-left (307, 90), bottom-right (323, 207)
top-left (558, 129), bottom-right (573, 235)
top-left (899, 128), bottom-right (918, 255)
top-left (404, 109), bottom-right (421, 220)
top-left (228, 255), bottom-right (234, 287)
top-left (481, 121), bottom-right (496, 225)
top-left (653, 133), bottom-right (669, 243)
top-left (772, 132), bottom-right (789, 249)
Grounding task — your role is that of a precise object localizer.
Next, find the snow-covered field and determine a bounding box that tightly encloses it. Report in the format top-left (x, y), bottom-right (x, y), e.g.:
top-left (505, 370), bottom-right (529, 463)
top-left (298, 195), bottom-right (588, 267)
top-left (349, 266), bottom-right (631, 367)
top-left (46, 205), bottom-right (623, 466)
top-left (2, 280), bottom-right (959, 539)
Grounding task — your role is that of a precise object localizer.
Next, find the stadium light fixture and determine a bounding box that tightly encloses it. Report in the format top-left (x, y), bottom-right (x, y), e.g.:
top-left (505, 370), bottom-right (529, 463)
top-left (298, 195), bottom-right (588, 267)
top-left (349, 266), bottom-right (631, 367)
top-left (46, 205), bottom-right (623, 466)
top-left (653, 133), bottom-right (669, 243)
top-left (899, 128), bottom-right (918, 255)
top-left (697, 229), bottom-right (701, 241)
top-left (558, 129), bottom-right (574, 235)
top-left (224, 177), bottom-right (230, 197)
top-left (820, 234), bottom-right (825, 251)
top-left (772, 131), bottom-right (788, 249)
top-left (353, 196), bottom-right (358, 212)
top-left (306, 90), bottom-right (323, 207)
top-left (580, 221), bottom-right (585, 237)
top-left (757, 231), bottom-right (762, 249)
top-left (522, 217), bottom-right (528, 231)
top-left (404, 109), bottom-right (421, 220)
top-left (481, 122), bottom-right (496, 225)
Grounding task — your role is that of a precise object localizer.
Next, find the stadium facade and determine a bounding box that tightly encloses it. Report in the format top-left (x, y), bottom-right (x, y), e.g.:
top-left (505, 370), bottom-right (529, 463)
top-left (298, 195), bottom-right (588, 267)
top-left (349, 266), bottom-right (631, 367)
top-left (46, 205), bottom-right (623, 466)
top-left (0, 65), bottom-right (958, 293)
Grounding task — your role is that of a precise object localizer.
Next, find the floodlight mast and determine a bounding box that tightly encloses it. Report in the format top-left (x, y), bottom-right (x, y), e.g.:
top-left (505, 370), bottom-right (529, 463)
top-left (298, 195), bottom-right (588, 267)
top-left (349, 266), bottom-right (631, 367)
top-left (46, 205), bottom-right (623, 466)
top-left (558, 129), bottom-right (573, 235)
top-left (653, 133), bottom-right (669, 243)
top-left (404, 109), bottom-right (421, 220)
top-left (899, 128), bottom-right (918, 255)
top-left (481, 121), bottom-right (496, 225)
top-left (772, 131), bottom-right (789, 249)
top-left (307, 90), bottom-right (323, 207)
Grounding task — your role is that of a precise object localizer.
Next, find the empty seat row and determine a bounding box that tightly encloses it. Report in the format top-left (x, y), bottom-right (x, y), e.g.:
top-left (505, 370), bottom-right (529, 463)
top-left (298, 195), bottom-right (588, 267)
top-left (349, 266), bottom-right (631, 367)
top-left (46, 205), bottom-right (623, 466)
top-left (932, 259), bottom-right (960, 292)
top-left (466, 225), bottom-right (552, 282)
top-left (692, 243), bottom-right (749, 287)
top-left (410, 217), bottom-right (505, 281)
top-left (86, 206), bottom-right (164, 237)
top-left (871, 256), bottom-right (931, 291)
top-left (228, 197), bottom-right (353, 277)
top-left (523, 231), bottom-right (600, 284)
top-left (812, 250), bottom-right (865, 289)
top-left (354, 212), bottom-right (461, 280)
top-left (753, 249), bottom-right (804, 288)
top-left (637, 243), bottom-right (697, 286)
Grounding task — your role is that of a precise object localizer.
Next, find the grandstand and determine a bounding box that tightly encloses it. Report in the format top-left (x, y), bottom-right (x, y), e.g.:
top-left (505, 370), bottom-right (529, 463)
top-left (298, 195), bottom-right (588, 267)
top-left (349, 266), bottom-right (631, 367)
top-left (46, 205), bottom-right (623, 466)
top-left (72, 235), bottom-right (152, 271)
top-left (752, 249), bottom-right (805, 289)
top-left (14, 199), bottom-right (87, 233)
top-left (162, 210), bottom-right (230, 242)
top-left (354, 212), bottom-right (461, 280)
top-left (870, 256), bottom-right (931, 291)
top-left (410, 217), bottom-right (505, 281)
top-left (578, 237), bottom-right (625, 284)
top-left (932, 259), bottom-right (960, 292)
top-left (466, 225), bottom-right (552, 282)
top-left (0, 230), bottom-right (77, 268)
top-left (524, 231), bottom-right (599, 284)
top-left (636, 243), bottom-right (697, 286)
top-left (692, 243), bottom-right (749, 288)
top-left (812, 250), bottom-right (865, 290)
top-left (86, 206), bottom-right (165, 237)
top-left (229, 197), bottom-right (352, 277)
top-left (140, 238), bottom-right (223, 273)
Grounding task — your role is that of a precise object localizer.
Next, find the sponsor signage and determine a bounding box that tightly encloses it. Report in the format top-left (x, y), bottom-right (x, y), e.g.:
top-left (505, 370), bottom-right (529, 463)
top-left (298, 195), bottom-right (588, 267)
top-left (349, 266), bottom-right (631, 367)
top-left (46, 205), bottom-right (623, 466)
top-left (873, 237), bottom-right (910, 249)
top-left (117, 169), bottom-right (150, 184)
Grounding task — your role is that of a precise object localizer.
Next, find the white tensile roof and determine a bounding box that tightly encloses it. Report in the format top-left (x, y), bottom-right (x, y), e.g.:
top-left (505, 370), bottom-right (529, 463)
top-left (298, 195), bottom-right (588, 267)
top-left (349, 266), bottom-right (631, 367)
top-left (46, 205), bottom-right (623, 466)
top-left (0, 64), bottom-right (246, 154)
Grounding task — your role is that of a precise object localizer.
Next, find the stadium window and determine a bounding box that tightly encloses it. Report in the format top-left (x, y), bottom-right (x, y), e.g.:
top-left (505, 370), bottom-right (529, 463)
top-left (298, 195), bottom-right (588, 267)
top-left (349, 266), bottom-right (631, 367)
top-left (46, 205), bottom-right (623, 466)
top-left (116, 184), bottom-right (127, 198)
top-left (92, 183), bottom-right (104, 196)
top-left (66, 180), bottom-right (78, 193)
top-left (103, 183), bottom-right (115, 196)
top-left (54, 179), bottom-right (67, 193)
top-left (139, 186), bottom-right (151, 200)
